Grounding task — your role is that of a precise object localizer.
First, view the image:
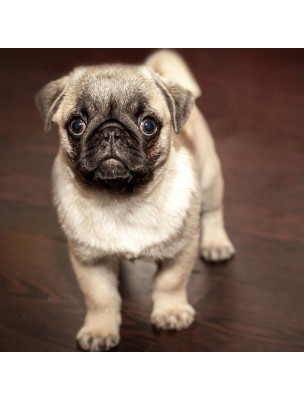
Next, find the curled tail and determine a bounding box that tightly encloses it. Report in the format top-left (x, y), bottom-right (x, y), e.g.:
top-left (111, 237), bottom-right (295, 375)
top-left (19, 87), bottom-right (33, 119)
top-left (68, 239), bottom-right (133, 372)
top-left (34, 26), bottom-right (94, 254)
top-left (145, 49), bottom-right (201, 99)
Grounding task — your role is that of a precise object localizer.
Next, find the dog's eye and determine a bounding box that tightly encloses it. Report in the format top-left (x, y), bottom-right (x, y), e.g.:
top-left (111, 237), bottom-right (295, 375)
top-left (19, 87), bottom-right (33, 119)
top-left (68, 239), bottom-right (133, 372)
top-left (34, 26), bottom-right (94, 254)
top-left (69, 118), bottom-right (86, 137)
top-left (140, 117), bottom-right (158, 136)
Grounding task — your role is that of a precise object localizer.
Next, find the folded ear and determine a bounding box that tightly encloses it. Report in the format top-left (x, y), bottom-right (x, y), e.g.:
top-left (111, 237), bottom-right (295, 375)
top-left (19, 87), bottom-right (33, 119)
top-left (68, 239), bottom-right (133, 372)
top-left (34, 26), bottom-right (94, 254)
top-left (154, 75), bottom-right (194, 133)
top-left (35, 75), bottom-right (69, 132)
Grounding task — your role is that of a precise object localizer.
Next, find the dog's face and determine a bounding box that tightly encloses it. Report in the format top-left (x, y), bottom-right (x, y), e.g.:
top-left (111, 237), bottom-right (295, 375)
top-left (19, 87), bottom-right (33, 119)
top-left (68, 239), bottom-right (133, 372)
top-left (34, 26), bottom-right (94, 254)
top-left (36, 64), bottom-right (194, 191)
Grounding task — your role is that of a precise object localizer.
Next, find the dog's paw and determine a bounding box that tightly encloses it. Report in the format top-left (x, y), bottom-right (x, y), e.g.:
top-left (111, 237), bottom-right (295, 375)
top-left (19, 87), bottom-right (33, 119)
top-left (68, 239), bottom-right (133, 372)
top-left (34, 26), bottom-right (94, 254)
top-left (76, 326), bottom-right (120, 352)
top-left (151, 304), bottom-right (195, 331)
top-left (201, 229), bottom-right (235, 262)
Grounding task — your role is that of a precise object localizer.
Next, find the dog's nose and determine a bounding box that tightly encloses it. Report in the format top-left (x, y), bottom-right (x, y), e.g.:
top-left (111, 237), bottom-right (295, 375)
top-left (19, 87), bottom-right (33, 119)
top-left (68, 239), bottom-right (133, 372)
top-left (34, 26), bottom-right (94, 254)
top-left (102, 127), bottom-right (123, 142)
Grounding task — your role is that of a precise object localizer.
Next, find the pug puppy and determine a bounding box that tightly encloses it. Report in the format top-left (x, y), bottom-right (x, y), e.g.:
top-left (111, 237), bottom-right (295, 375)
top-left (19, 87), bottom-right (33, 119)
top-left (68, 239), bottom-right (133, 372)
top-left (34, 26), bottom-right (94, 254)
top-left (36, 50), bottom-right (235, 351)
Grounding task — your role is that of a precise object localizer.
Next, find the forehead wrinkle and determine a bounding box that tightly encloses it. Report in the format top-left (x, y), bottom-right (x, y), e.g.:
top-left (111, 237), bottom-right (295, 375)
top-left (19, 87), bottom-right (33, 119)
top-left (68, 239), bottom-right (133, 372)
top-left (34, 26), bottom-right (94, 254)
top-left (62, 65), bottom-right (169, 123)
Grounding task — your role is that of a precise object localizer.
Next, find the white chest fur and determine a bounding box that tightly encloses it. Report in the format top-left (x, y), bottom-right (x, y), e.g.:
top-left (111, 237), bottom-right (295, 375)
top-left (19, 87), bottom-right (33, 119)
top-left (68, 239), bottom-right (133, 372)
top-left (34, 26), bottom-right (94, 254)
top-left (52, 147), bottom-right (197, 260)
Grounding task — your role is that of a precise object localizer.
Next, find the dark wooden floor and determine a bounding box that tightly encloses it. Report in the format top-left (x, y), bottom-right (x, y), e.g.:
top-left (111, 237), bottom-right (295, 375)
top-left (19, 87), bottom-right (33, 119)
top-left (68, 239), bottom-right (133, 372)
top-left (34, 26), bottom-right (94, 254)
top-left (1, 49), bottom-right (304, 351)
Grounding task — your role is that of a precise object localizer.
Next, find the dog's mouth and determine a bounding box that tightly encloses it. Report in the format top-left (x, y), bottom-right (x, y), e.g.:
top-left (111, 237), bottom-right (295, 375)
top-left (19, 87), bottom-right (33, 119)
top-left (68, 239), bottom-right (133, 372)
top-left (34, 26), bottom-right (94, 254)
top-left (100, 155), bottom-right (126, 168)
top-left (74, 154), bottom-right (154, 192)
top-left (95, 156), bottom-right (131, 180)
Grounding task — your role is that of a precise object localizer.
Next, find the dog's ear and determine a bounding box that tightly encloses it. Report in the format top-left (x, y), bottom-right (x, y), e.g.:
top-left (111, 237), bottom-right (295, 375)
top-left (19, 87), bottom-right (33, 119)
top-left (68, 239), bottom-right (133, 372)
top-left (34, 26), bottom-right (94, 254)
top-left (154, 75), bottom-right (194, 133)
top-left (35, 75), bottom-right (69, 132)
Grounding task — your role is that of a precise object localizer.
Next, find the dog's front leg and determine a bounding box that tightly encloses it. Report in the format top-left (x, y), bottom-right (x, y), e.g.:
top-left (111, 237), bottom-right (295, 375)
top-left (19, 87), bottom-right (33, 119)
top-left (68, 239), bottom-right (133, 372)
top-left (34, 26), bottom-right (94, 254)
top-left (151, 236), bottom-right (198, 331)
top-left (70, 251), bottom-right (121, 351)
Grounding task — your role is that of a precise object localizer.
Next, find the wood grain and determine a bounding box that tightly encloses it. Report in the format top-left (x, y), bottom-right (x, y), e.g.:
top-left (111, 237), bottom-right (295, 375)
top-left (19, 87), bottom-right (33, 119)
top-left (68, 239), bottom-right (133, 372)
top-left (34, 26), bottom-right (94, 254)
top-left (0, 49), bottom-right (304, 351)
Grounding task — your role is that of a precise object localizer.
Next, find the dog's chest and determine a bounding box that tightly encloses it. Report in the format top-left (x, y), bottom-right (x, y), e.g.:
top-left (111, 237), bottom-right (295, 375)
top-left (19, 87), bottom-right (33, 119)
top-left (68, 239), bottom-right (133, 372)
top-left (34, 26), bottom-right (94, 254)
top-left (65, 199), bottom-right (184, 258)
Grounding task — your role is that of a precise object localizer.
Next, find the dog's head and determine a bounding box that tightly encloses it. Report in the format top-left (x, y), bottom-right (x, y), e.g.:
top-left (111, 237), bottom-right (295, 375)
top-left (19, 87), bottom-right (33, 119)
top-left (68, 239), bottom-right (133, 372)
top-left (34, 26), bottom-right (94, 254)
top-left (36, 64), bottom-right (194, 191)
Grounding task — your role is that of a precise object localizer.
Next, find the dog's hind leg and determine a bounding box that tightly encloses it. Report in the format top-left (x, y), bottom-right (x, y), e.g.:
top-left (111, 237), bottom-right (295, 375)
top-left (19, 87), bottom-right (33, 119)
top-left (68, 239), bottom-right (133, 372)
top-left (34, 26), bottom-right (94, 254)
top-left (200, 150), bottom-right (235, 262)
